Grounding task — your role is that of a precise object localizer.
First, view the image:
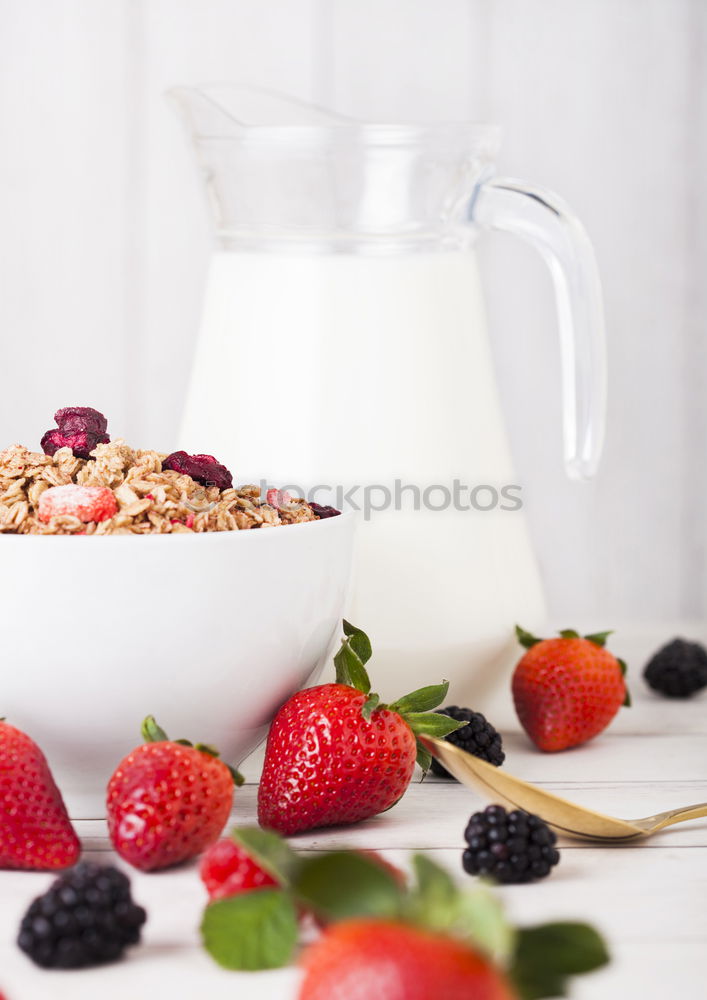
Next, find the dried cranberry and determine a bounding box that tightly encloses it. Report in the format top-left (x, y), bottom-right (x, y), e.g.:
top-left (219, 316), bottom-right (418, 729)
top-left (41, 406), bottom-right (110, 459)
top-left (162, 451), bottom-right (233, 491)
top-left (54, 406), bottom-right (108, 435)
top-left (309, 502), bottom-right (341, 519)
top-left (40, 428), bottom-right (109, 460)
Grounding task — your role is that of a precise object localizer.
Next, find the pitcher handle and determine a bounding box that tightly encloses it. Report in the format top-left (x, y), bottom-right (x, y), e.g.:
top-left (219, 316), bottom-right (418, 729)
top-left (471, 177), bottom-right (607, 480)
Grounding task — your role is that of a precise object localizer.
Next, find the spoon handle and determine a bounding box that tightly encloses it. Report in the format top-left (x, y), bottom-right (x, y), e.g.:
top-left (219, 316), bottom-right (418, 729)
top-left (639, 802), bottom-right (707, 832)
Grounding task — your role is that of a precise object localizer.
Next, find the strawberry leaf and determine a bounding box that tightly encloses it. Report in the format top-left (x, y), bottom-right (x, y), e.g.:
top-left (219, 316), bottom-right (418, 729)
top-left (510, 922), bottom-right (610, 999)
top-left (334, 638), bottom-right (372, 694)
top-left (403, 712), bottom-right (467, 738)
top-left (141, 715), bottom-right (169, 742)
top-left (616, 659), bottom-right (631, 707)
top-left (584, 630), bottom-right (613, 647)
top-left (360, 692), bottom-right (380, 722)
top-left (416, 743), bottom-right (432, 775)
top-left (407, 857), bottom-right (514, 962)
top-left (343, 620), bottom-right (373, 664)
top-left (231, 827), bottom-right (300, 886)
top-left (201, 888), bottom-right (298, 971)
top-left (558, 629), bottom-right (581, 639)
top-left (516, 625), bottom-right (541, 649)
top-left (293, 851), bottom-right (403, 922)
top-left (388, 681), bottom-right (449, 715)
top-left (408, 854), bottom-right (457, 921)
top-left (452, 886), bottom-right (515, 962)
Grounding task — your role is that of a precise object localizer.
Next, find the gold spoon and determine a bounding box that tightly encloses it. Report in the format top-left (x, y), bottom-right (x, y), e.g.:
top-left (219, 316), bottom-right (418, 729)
top-left (421, 736), bottom-right (707, 842)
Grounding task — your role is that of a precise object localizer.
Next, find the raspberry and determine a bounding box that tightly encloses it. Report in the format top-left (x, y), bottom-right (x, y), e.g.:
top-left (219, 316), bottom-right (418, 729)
top-left (38, 485), bottom-right (117, 524)
top-left (41, 407), bottom-right (110, 459)
top-left (266, 488), bottom-right (293, 509)
top-left (463, 805), bottom-right (560, 884)
top-left (309, 502), bottom-right (341, 519)
top-left (200, 838), bottom-right (278, 901)
top-left (430, 706), bottom-right (505, 778)
top-left (162, 452), bottom-right (233, 491)
top-left (17, 862), bottom-right (146, 969)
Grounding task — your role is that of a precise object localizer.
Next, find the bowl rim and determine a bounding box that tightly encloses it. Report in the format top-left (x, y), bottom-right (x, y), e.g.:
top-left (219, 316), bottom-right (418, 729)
top-left (0, 507), bottom-right (356, 541)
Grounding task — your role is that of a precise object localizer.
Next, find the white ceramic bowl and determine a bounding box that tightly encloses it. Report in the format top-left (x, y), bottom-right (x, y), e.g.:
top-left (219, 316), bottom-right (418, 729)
top-left (0, 512), bottom-right (355, 816)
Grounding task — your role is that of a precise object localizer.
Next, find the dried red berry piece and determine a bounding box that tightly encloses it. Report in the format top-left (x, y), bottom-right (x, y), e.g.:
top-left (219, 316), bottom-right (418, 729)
top-left (162, 451), bottom-right (233, 491)
top-left (41, 406), bottom-right (110, 459)
top-left (309, 502), bottom-right (341, 519)
top-left (40, 429), bottom-right (110, 460)
top-left (54, 407), bottom-right (108, 435)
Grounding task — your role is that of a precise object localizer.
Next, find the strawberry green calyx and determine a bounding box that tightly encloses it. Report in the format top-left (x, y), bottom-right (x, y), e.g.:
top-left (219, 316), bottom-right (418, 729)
top-left (230, 826), bottom-right (301, 887)
top-left (200, 832), bottom-right (611, 996)
top-left (333, 623), bottom-right (466, 773)
top-left (140, 715), bottom-right (245, 786)
top-left (516, 625), bottom-right (542, 649)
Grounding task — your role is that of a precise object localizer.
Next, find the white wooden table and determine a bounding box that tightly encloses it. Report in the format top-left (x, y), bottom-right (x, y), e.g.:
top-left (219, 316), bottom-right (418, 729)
top-left (2, 627), bottom-right (706, 999)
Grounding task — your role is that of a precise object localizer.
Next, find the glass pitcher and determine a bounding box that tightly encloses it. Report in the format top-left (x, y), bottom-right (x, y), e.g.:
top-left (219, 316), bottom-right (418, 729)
top-left (170, 86), bottom-right (606, 721)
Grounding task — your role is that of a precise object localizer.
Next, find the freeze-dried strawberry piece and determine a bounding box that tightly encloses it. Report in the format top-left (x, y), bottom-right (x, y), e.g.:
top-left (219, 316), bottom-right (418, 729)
top-left (162, 451), bottom-right (233, 491)
top-left (54, 407), bottom-right (108, 435)
top-left (309, 502), bottom-right (341, 519)
top-left (40, 429), bottom-right (109, 460)
top-left (266, 488), bottom-right (293, 509)
top-left (38, 485), bottom-right (117, 524)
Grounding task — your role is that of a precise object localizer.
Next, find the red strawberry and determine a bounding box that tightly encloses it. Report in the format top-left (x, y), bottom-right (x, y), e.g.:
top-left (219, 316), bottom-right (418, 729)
top-left (258, 621), bottom-right (464, 836)
top-left (200, 838), bottom-right (279, 900)
top-left (298, 919), bottom-right (517, 1000)
top-left (512, 627), bottom-right (630, 752)
top-left (107, 717), bottom-right (242, 872)
top-left (0, 720), bottom-right (80, 870)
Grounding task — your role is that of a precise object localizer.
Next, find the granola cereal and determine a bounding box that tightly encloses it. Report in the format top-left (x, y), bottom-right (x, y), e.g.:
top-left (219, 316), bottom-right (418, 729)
top-left (0, 440), bottom-right (319, 536)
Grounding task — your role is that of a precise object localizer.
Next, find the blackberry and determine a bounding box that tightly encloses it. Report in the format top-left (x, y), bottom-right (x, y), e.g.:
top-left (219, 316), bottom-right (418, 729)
top-left (430, 706), bottom-right (505, 778)
top-left (643, 638), bottom-right (707, 698)
top-left (18, 862), bottom-right (146, 969)
top-left (462, 804), bottom-right (560, 884)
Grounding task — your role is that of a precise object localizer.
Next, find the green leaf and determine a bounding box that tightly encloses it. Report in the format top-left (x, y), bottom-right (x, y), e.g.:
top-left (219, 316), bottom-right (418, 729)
top-left (201, 889), bottom-right (298, 971)
top-left (584, 630), bottom-right (613, 647)
top-left (231, 827), bottom-right (300, 886)
top-left (404, 712), bottom-right (467, 738)
top-left (293, 851), bottom-right (403, 923)
top-left (141, 716), bottom-right (169, 743)
top-left (342, 620), bottom-right (373, 664)
top-left (416, 743), bottom-right (432, 775)
top-left (409, 854), bottom-right (457, 922)
top-left (558, 629), bottom-right (581, 640)
top-left (388, 681), bottom-right (449, 715)
top-left (510, 922), bottom-right (610, 1000)
top-left (360, 692), bottom-right (380, 721)
top-left (516, 625), bottom-right (541, 649)
top-left (616, 659), bottom-right (631, 707)
top-left (227, 765), bottom-right (245, 786)
top-left (406, 858), bottom-right (514, 962)
top-left (334, 639), bottom-right (372, 694)
top-left (453, 887), bottom-right (515, 962)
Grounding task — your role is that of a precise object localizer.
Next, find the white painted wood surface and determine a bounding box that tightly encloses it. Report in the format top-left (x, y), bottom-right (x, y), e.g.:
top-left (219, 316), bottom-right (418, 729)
top-left (0, 626), bottom-right (705, 999)
top-left (0, 0), bottom-right (705, 616)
